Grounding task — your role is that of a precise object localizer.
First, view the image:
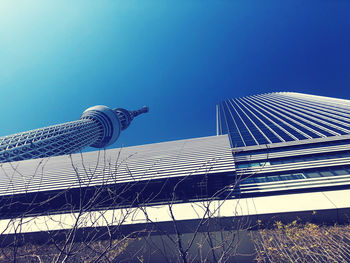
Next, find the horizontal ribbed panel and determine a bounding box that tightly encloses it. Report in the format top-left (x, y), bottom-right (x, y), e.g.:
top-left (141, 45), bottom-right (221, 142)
top-left (0, 135), bottom-right (235, 196)
top-left (233, 135), bottom-right (350, 196)
top-left (235, 174), bottom-right (350, 196)
top-left (235, 143), bottom-right (350, 162)
top-left (236, 157), bottom-right (350, 176)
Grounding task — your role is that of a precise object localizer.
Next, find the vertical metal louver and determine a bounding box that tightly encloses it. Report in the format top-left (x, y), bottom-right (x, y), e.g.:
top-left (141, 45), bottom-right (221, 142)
top-left (218, 92), bottom-right (350, 147)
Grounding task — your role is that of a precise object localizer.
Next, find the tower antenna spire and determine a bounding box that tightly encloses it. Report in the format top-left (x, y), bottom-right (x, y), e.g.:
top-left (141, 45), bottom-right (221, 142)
top-left (114, 106), bottom-right (149, 130)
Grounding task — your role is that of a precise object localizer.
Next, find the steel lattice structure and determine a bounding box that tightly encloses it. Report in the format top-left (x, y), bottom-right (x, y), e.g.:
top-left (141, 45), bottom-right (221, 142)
top-left (0, 105), bottom-right (148, 163)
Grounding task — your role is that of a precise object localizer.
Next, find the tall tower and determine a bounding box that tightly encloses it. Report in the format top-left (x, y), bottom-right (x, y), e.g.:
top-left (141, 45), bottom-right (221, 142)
top-left (0, 105), bottom-right (148, 163)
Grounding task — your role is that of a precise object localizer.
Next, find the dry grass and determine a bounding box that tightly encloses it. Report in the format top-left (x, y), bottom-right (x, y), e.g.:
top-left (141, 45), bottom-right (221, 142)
top-left (252, 221), bottom-right (350, 263)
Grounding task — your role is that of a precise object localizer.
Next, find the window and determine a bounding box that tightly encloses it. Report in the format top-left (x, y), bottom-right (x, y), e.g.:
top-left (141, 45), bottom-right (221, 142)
top-left (320, 171), bottom-right (333, 177)
top-left (236, 161), bottom-right (270, 168)
top-left (305, 172), bottom-right (321, 178)
top-left (267, 175), bottom-right (280, 182)
top-left (237, 163), bottom-right (249, 168)
top-left (333, 169), bottom-right (348, 176)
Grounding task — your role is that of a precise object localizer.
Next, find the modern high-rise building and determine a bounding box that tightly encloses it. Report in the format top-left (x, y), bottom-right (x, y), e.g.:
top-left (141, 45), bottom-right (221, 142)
top-left (218, 92), bottom-right (350, 146)
top-left (1, 92), bottom-right (350, 262)
top-left (217, 92), bottom-right (350, 209)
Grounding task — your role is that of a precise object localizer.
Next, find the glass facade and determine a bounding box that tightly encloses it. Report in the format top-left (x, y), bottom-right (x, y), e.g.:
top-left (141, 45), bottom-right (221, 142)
top-left (219, 93), bottom-right (350, 197)
top-left (218, 92), bottom-right (350, 147)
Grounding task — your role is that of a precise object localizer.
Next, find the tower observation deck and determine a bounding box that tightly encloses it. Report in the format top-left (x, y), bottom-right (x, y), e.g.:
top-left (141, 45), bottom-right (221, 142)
top-left (0, 105), bottom-right (148, 163)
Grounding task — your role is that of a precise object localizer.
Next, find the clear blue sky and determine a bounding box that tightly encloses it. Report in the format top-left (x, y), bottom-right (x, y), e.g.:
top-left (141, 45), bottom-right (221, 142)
top-left (0, 0), bottom-right (349, 149)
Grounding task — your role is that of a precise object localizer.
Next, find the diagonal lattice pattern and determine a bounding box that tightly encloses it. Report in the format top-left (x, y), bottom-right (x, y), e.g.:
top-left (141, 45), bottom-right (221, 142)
top-left (0, 119), bottom-right (103, 163)
top-left (0, 105), bottom-right (148, 164)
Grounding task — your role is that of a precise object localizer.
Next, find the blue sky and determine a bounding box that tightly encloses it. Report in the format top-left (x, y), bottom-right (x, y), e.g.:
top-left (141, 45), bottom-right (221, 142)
top-left (0, 0), bottom-right (349, 149)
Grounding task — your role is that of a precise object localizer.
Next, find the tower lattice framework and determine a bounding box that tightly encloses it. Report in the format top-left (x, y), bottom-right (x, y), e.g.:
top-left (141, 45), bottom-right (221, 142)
top-left (0, 105), bottom-right (148, 163)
